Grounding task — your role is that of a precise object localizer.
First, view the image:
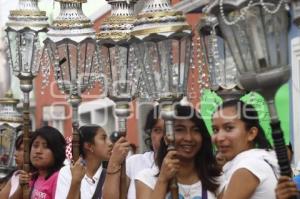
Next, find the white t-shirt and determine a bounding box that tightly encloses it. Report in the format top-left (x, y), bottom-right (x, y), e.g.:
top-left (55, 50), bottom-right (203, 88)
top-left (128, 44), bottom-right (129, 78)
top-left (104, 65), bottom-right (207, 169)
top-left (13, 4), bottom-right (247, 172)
top-left (135, 167), bottom-right (218, 199)
top-left (9, 171), bottom-right (19, 197)
top-left (126, 151), bottom-right (156, 199)
top-left (55, 164), bottom-right (104, 199)
top-left (221, 149), bottom-right (279, 199)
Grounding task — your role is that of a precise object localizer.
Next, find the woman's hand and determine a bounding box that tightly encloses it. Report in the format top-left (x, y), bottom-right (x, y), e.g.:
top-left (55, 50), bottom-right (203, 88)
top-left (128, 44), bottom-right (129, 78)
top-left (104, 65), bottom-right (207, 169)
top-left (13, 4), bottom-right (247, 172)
top-left (158, 150), bottom-right (180, 183)
top-left (275, 176), bottom-right (299, 199)
top-left (18, 170), bottom-right (31, 186)
top-left (70, 158), bottom-right (86, 184)
top-left (109, 137), bottom-right (130, 166)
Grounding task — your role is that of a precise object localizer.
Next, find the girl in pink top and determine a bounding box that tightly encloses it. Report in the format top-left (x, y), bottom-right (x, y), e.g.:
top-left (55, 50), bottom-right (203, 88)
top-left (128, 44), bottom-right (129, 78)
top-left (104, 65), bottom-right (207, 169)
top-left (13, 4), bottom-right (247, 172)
top-left (10, 126), bottom-right (66, 199)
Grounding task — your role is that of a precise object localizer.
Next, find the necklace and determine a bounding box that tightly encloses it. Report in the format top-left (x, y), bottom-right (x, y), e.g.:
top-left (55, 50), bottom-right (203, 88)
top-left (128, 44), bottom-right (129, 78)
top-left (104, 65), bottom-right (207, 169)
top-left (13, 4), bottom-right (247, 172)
top-left (180, 184), bottom-right (192, 198)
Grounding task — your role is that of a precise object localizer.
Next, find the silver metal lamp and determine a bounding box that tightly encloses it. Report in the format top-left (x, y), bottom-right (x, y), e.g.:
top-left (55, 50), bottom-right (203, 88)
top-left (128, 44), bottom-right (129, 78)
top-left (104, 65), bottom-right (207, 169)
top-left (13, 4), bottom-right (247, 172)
top-left (5, 1), bottom-right (48, 196)
top-left (96, 1), bottom-right (138, 198)
top-left (197, 14), bottom-right (245, 101)
top-left (97, 0), bottom-right (139, 137)
top-left (44, 0), bottom-right (99, 161)
top-left (207, 0), bottom-right (292, 177)
top-left (0, 90), bottom-right (22, 178)
top-left (132, 1), bottom-right (192, 198)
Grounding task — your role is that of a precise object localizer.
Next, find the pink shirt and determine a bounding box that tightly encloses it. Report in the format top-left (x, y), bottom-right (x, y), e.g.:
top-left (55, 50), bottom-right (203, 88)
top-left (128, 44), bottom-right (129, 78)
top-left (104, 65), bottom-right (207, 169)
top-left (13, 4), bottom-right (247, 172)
top-left (30, 171), bottom-right (59, 199)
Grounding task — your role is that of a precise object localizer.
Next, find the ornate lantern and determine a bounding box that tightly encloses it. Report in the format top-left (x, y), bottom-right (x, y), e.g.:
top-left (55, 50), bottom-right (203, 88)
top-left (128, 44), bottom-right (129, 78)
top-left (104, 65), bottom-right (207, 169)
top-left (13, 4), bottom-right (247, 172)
top-left (97, 0), bottom-right (139, 136)
top-left (197, 14), bottom-right (244, 101)
top-left (207, 0), bottom-right (292, 177)
top-left (5, 0), bottom-right (48, 196)
top-left (44, 0), bottom-right (99, 161)
top-left (131, 0), bottom-right (193, 198)
top-left (0, 90), bottom-right (22, 178)
top-left (96, 1), bottom-right (138, 198)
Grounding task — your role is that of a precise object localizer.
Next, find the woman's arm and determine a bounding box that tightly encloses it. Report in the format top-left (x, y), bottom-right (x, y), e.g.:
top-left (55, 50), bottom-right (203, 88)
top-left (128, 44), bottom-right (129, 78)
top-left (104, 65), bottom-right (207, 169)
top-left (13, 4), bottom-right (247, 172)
top-left (102, 137), bottom-right (130, 199)
top-left (221, 168), bottom-right (259, 199)
top-left (9, 170), bottom-right (30, 199)
top-left (135, 150), bottom-right (179, 199)
top-left (135, 179), bottom-right (162, 199)
top-left (66, 159), bottom-right (86, 199)
top-left (0, 179), bottom-right (12, 199)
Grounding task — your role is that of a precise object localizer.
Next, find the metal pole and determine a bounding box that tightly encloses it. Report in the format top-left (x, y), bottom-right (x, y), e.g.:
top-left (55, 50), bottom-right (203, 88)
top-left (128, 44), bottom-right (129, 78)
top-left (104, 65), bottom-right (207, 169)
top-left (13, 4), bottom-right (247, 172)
top-left (161, 103), bottom-right (179, 199)
top-left (115, 101), bottom-right (130, 199)
top-left (20, 79), bottom-right (33, 199)
top-left (69, 94), bottom-right (82, 162)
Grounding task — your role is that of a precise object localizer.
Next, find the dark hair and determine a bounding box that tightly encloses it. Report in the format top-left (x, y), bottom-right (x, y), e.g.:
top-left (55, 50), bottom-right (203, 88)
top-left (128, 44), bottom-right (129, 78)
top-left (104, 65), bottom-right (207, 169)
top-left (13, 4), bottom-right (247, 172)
top-left (156, 105), bottom-right (221, 193)
top-left (144, 105), bottom-right (160, 151)
top-left (30, 126), bottom-right (66, 180)
top-left (79, 125), bottom-right (103, 158)
top-left (15, 133), bottom-right (24, 150)
top-left (216, 99), bottom-right (272, 149)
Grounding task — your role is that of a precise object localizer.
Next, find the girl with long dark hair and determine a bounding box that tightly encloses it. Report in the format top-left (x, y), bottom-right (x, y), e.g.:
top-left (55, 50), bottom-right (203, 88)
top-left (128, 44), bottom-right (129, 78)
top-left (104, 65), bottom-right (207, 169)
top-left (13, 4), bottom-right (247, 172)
top-left (135, 105), bottom-right (221, 199)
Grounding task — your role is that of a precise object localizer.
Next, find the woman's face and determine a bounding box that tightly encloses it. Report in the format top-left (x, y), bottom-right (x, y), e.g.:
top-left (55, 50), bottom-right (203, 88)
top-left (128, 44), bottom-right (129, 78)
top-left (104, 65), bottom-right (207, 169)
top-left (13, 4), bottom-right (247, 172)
top-left (151, 119), bottom-right (164, 152)
top-left (14, 143), bottom-right (24, 168)
top-left (30, 136), bottom-right (55, 170)
top-left (90, 129), bottom-right (113, 161)
top-left (173, 119), bottom-right (202, 160)
top-left (212, 106), bottom-right (256, 161)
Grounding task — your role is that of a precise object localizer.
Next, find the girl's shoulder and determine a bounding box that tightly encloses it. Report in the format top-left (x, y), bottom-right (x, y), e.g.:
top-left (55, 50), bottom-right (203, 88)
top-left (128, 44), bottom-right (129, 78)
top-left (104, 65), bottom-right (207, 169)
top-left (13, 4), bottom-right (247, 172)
top-left (134, 167), bottom-right (159, 190)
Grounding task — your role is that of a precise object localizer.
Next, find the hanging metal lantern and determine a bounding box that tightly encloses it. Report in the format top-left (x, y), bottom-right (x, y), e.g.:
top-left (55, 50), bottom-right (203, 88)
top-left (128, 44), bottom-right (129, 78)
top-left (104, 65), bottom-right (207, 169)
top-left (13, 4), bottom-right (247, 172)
top-left (96, 1), bottom-right (138, 198)
top-left (97, 0), bottom-right (139, 135)
top-left (44, 0), bottom-right (99, 161)
top-left (5, 1), bottom-right (48, 197)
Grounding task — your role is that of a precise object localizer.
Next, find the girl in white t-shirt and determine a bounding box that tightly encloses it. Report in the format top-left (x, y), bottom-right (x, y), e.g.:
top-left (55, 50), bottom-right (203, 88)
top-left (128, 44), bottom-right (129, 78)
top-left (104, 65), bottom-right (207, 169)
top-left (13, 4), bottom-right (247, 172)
top-left (0, 133), bottom-right (24, 199)
top-left (212, 99), bottom-right (279, 199)
top-left (135, 105), bottom-right (221, 199)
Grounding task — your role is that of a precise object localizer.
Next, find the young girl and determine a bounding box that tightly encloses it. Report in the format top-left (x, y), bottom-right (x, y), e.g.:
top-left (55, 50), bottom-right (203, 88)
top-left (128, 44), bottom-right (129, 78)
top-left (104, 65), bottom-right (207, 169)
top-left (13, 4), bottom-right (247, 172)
top-left (11, 126), bottom-right (66, 199)
top-left (55, 124), bottom-right (130, 199)
top-left (0, 133), bottom-right (24, 198)
top-left (135, 105), bottom-right (221, 199)
top-left (212, 99), bottom-right (279, 199)
top-left (126, 105), bottom-right (164, 199)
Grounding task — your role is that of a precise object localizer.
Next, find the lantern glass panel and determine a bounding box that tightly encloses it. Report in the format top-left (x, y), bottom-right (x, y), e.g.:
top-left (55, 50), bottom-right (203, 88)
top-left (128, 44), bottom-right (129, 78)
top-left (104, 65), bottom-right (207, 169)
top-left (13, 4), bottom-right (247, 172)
top-left (99, 44), bottom-right (140, 98)
top-left (6, 29), bottom-right (43, 77)
top-left (200, 31), bottom-right (238, 90)
top-left (45, 39), bottom-right (98, 95)
top-left (0, 127), bottom-right (16, 168)
top-left (218, 4), bottom-right (289, 73)
top-left (136, 35), bottom-right (192, 98)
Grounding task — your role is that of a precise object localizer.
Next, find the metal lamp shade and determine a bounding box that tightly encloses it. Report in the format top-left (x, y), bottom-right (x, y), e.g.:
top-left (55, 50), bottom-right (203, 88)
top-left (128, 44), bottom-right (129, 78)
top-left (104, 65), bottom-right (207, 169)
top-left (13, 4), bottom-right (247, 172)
top-left (135, 34), bottom-right (192, 100)
top-left (5, 0), bottom-right (48, 85)
top-left (217, 3), bottom-right (289, 96)
top-left (6, 28), bottom-right (44, 80)
top-left (44, 0), bottom-right (99, 97)
top-left (98, 44), bottom-right (140, 100)
top-left (132, 0), bottom-right (193, 101)
top-left (97, 0), bottom-right (139, 101)
top-left (44, 0), bottom-right (98, 162)
top-left (45, 38), bottom-right (98, 96)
